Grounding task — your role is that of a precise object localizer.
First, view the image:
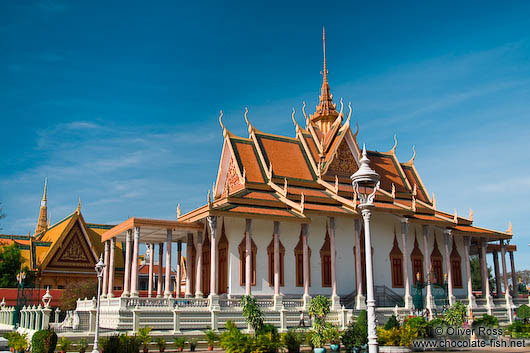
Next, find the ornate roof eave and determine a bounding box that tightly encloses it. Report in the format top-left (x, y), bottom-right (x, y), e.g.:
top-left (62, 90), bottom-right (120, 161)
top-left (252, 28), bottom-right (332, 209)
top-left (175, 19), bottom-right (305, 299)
top-left (400, 146), bottom-right (432, 205)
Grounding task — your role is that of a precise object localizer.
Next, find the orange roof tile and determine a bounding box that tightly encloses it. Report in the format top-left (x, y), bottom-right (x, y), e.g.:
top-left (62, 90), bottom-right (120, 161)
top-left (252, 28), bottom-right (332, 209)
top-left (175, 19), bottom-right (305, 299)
top-left (368, 152), bottom-right (409, 193)
top-left (231, 140), bottom-right (265, 183)
top-left (402, 165), bottom-right (429, 203)
top-left (303, 134), bottom-right (320, 162)
top-left (257, 135), bottom-right (314, 181)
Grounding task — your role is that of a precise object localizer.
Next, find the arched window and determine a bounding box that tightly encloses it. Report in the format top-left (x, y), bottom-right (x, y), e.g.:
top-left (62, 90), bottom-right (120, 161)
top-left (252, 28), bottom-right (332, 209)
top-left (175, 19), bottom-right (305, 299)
top-left (238, 235), bottom-right (257, 286)
top-left (218, 222), bottom-right (229, 294)
top-left (389, 232), bottom-right (404, 288)
top-left (320, 228), bottom-right (332, 287)
top-left (450, 241), bottom-right (463, 288)
top-left (431, 237), bottom-right (443, 285)
top-left (294, 230), bottom-right (311, 287)
top-left (267, 235), bottom-right (285, 287)
top-left (411, 234), bottom-right (424, 285)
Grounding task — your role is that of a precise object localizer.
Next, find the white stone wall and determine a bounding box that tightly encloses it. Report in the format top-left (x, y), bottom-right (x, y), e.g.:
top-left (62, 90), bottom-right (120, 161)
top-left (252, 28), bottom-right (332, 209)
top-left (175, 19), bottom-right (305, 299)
top-left (220, 213), bottom-right (469, 299)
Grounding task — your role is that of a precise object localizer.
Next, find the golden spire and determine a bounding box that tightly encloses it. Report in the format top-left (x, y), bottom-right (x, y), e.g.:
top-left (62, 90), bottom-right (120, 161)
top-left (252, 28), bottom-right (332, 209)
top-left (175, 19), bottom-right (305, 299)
top-left (76, 197), bottom-right (81, 214)
top-left (322, 26), bottom-right (328, 85)
top-left (35, 177), bottom-right (48, 235)
top-left (311, 27), bottom-right (339, 134)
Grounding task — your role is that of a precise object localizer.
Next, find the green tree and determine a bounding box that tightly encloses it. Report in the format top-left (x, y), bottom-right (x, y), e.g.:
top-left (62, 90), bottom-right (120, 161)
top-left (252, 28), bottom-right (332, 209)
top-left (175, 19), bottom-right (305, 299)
top-left (0, 243), bottom-right (23, 287)
top-left (470, 256), bottom-right (494, 293)
top-left (60, 279), bottom-right (97, 310)
top-left (241, 295), bottom-right (264, 332)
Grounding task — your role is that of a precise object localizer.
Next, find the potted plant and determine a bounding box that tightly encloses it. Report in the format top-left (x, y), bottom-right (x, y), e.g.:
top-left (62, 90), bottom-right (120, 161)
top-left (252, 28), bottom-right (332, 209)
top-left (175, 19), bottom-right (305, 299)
top-left (13, 333), bottom-right (28, 353)
top-left (156, 338), bottom-right (166, 353)
top-left (308, 295), bottom-right (331, 353)
top-left (138, 327), bottom-right (152, 353)
top-left (204, 329), bottom-right (218, 351)
top-left (173, 337), bottom-right (186, 352)
top-left (57, 337), bottom-right (71, 353)
top-left (325, 324), bottom-right (341, 352)
top-left (78, 338), bottom-right (88, 353)
top-left (188, 338), bottom-right (198, 352)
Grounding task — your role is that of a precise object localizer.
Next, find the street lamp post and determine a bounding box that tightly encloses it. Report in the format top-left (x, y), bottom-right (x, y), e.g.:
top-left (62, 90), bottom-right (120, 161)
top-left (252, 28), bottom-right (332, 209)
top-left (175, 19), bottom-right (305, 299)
top-left (92, 255), bottom-right (106, 353)
top-left (351, 145), bottom-right (380, 353)
top-left (15, 271), bottom-right (26, 327)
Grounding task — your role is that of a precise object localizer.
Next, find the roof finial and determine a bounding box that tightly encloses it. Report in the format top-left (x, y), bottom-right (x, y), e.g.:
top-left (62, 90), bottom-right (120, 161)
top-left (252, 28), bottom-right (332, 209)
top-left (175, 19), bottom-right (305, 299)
top-left (177, 203), bottom-right (181, 218)
top-left (42, 177), bottom-right (47, 203)
top-left (76, 197), bottom-right (81, 214)
top-left (322, 26), bottom-right (327, 84)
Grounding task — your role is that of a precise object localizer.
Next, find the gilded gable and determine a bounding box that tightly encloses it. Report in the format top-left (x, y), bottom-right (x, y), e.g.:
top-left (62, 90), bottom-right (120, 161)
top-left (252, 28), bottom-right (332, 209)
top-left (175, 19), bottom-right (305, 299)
top-left (47, 222), bottom-right (95, 270)
top-left (326, 140), bottom-right (358, 178)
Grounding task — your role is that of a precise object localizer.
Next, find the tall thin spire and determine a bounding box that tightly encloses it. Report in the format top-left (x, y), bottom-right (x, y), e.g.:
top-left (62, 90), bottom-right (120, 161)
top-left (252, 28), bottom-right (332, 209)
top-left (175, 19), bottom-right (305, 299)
top-left (311, 26), bottom-right (338, 134)
top-left (322, 26), bottom-right (328, 84)
top-left (35, 177), bottom-right (48, 235)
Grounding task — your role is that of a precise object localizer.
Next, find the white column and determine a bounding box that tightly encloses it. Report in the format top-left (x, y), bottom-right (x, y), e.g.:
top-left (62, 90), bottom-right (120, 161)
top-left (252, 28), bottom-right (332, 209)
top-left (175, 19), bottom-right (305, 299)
top-left (500, 240), bottom-right (510, 295)
top-left (481, 238), bottom-right (494, 310)
top-left (185, 233), bottom-right (193, 297)
top-left (164, 229), bottom-right (173, 298)
top-left (361, 208), bottom-right (377, 353)
top-left (195, 232), bottom-right (203, 298)
top-left (510, 251), bottom-right (517, 296)
top-left (122, 230), bottom-right (132, 297)
top-left (148, 243), bottom-right (154, 298)
top-left (400, 219), bottom-right (412, 309)
top-left (102, 240), bottom-right (110, 298)
top-left (354, 219), bottom-right (365, 310)
top-left (493, 251), bottom-right (502, 297)
top-left (157, 243), bottom-right (163, 298)
top-left (245, 219), bottom-right (252, 295)
top-left (302, 223), bottom-right (310, 306)
top-left (176, 241), bottom-right (182, 298)
top-left (130, 227), bottom-right (140, 297)
top-left (208, 216), bottom-right (218, 297)
top-left (329, 217), bottom-right (339, 309)
top-left (443, 229), bottom-right (455, 305)
top-left (463, 236), bottom-right (476, 308)
top-left (422, 225), bottom-right (435, 312)
top-left (108, 238), bottom-right (116, 298)
top-left (273, 221), bottom-right (281, 296)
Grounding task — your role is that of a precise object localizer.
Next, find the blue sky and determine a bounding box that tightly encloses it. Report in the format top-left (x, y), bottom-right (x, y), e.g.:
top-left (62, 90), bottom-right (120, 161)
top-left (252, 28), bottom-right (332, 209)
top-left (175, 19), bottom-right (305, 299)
top-left (1, 1), bottom-right (530, 270)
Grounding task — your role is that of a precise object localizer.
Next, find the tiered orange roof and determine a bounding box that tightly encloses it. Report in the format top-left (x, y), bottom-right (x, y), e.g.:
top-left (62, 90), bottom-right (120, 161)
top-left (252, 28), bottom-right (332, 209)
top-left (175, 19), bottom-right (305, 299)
top-left (178, 30), bottom-right (512, 242)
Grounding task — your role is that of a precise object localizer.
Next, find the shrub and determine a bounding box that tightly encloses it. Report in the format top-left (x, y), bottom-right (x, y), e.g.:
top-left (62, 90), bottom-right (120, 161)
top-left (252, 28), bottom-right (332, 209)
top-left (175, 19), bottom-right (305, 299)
top-left (31, 329), bottom-right (58, 353)
top-left (220, 322), bottom-right (251, 353)
top-left (173, 337), bottom-right (186, 350)
top-left (308, 295), bottom-right (331, 348)
top-left (324, 324), bottom-right (342, 344)
top-left (383, 315), bottom-right (400, 330)
top-left (155, 338), bottom-right (166, 352)
top-left (377, 327), bottom-right (400, 346)
top-left (472, 314), bottom-right (498, 328)
top-left (102, 335), bottom-right (121, 353)
top-left (516, 304), bottom-right (530, 323)
top-left (241, 295), bottom-right (264, 332)
top-left (188, 338), bottom-right (198, 352)
top-left (404, 316), bottom-right (429, 338)
top-left (443, 302), bottom-right (467, 327)
top-left (57, 337), bottom-right (72, 352)
top-left (204, 328), bottom-right (219, 347)
top-left (352, 310), bottom-right (368, 346)
top-left (341, 321), bottom-right (356, 351)
top-left (5, 332), bottom-right (28, 352)
top-left (102, 334), bottom-right (140, 353)
top-left (281, 329), bottom-right (305, 353)
top-left (399, 325), bottom-right (419, 347)
top-left (78, 338), bottom-right (89, 353)
top-left (137, 327), bottom-right (152, 350)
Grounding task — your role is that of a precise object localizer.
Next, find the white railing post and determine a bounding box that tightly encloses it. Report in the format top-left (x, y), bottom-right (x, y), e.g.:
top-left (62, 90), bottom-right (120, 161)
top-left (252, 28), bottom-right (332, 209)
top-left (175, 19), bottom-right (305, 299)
top-left (340, 306), bottom-right (348, 329)
top-left (42, 306), bottom-right (52, 330)
top-left (210, 307), bottom-right (219, 331)
top-left (132, 305), bottom-right (140, 332)
top-left (172, 307), bottom-right (181, 334)
top-left (280, 306), bottom-right (287, 332)
top-left (54, 308), bottom-right (60, 324)
top-left (29, 306), bottom-right (35, 330)
top-left (89, 298), bottom-right (97, 333)
top-left (36, 305), bottom-right (43, 330)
